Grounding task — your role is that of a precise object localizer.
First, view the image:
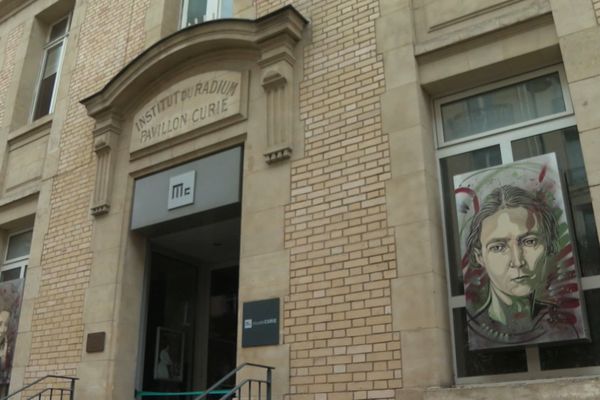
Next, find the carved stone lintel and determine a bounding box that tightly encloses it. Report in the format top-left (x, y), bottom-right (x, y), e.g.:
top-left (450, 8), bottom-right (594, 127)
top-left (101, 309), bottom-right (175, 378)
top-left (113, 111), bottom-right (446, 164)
top-left (90, 111), bottom-right (122, 216)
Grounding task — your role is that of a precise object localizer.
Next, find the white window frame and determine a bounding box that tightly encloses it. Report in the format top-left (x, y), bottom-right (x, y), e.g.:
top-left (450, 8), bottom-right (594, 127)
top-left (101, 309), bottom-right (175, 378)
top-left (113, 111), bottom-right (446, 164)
top-left (435, 65), bottom-right (600, 384)
top-left (0, 259), bottom-right (27, 281)
top-left (434, 65), bottom-right (574, 149)
top-left (0, 229), bottom-right (32, 282)
top-left (180, 0), bottom-right (226, 28)
top-left (31, 14), bottom-right (71, 122)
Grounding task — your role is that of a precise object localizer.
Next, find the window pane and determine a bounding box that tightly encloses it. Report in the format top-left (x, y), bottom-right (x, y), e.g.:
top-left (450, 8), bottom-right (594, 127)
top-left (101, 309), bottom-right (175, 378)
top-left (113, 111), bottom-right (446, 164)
top-left (33, 43), bottom-right (63, 120)
top-left (220, 0), bottom-right (233, 18)
top-left (540, 289), bottom-right (600, 369)
top-left (0, 268), bottom-right (21, 282)
top-left (49, 17), bottom-right (68, 42)
top-left (184, 0), bottom-right (208, 26)
top-left (441, 73), bottom-right (566, 142)
top-left (512, 127), bottom-right (600, 276)
top-left (454, 308), bottom-right (528, 377)
top-left (205, 0), bottom-right (219, 21)
top-left (33, 73), bottom-right (57, 120)
top-left (440, 146), bottom-right (502, 295)
top-left (6, 231), bottom-right (32, 261)
top-left (43, 44), bottom-right (62, 78)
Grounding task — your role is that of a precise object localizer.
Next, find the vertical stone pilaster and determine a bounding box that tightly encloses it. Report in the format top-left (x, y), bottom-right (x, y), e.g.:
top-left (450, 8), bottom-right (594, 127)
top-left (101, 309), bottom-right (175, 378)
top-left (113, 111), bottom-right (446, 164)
top-left (257, 17), bottom-right (303, 164)
top-left (551, 0), bottom-right (600, 242)
top-left (377, 0), bottom-right (452, 394)
top-left (91, 112), bottom-right (121, 216)
top-left (262, 65), bottom-right (293, 163)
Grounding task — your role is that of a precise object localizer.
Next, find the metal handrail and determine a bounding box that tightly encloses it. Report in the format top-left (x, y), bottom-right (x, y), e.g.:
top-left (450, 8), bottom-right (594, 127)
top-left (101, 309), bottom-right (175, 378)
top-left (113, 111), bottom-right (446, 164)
top-left (1, 375), bottom-right (78, 400)
top-left (218, 378), bottom-right (268, 400)
top-left (135, 389), bottom-right (231, 397)
top-left (26, 387), bottom-right (71, 400)
top-left (135, 363), bottom-right (274, 399)
top-left (191, 363), bottom-right (273, 400)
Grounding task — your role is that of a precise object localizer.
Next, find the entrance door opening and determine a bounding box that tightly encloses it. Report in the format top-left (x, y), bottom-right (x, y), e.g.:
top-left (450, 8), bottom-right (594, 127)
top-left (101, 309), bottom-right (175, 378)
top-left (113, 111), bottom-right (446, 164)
top-left (140, 216), bottom-right (240, 395)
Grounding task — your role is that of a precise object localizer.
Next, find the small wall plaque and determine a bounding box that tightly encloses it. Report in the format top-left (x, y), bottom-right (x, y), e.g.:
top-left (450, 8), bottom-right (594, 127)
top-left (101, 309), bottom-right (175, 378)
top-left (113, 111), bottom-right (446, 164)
top-left (242, 298), bottom-right (279, 347)
top-left (86, 331), bottom-right (106, 353)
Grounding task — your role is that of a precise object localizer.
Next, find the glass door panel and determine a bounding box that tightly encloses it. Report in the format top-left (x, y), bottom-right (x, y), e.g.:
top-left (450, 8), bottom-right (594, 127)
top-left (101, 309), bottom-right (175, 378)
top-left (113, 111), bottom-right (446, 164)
top-left (143, 253), bottom-right (198, 395)
top-left (206, 266), bottom-right (238, 387)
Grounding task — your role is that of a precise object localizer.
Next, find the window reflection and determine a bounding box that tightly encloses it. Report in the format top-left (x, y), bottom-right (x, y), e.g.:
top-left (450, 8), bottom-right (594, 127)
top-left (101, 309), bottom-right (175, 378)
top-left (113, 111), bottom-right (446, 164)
top-left (442, 73), bottom-right (566, 142)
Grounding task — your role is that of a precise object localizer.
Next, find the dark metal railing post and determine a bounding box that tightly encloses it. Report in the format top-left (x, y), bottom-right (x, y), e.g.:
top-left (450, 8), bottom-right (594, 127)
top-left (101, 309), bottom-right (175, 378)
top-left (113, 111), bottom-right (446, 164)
top-left (266, 368), bottom-right (272, 400)
top-left (69, 377), bottom-right (75, 400)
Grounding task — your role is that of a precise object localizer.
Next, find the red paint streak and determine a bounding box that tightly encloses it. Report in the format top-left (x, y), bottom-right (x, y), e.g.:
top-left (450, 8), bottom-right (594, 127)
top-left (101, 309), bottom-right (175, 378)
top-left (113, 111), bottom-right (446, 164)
top-left (550, 283), bottom-right (579, 297)
top-left (555, 244), bottom-right (573, 262)
top-left (538, 164), bottom-right (548, 183)
top-left (455, 187), bottom-right (479, 214)
top-left (461, 253), bottom-right (469, 268)
top-left (563, 257), bottom-right (575, 268)
top-left (557, 298), bottom-right (580, 309)
top-left (554, 312), bottom-right (577, 325)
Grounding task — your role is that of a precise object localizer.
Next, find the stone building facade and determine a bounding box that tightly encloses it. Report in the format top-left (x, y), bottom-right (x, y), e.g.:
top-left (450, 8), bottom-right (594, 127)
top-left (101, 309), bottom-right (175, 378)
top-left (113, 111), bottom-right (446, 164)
top-left (0, 0), bottom-right (596, 399)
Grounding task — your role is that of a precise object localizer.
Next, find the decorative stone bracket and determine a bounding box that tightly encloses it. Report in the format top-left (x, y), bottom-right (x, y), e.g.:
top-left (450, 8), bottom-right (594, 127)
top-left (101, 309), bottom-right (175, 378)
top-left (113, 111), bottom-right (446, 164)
top-left (90, 112), bottom-right (121, 216)
top-left (258, 13), bottom-right (305, 164)
top-left (262, 64), bottom-right (294, 163)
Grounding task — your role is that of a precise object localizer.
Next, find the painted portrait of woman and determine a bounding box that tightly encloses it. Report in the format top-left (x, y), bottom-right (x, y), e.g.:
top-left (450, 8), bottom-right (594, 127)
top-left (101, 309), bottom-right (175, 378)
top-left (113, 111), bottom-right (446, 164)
top-left (0, 279), bottom-right (23, 385)
top-left (454, 153), bottom-right (589, 350)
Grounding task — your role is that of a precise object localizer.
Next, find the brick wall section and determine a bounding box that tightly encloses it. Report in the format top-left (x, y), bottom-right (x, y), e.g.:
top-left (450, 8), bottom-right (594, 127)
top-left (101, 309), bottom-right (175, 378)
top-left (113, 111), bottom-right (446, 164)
top-left (125, 1), bottom-right (152, 70)
top-left (258, 1), bottom-right (402, 400)
top-left (24, 0), bottom-right (149, 384)
top-left (0, 24), bottom-right (23, 128)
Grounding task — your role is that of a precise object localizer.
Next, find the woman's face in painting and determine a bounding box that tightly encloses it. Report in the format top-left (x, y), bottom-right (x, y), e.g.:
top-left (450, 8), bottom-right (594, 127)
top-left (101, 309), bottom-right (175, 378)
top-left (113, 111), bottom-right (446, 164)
top-left (476, 207), bottom-right (546, 298)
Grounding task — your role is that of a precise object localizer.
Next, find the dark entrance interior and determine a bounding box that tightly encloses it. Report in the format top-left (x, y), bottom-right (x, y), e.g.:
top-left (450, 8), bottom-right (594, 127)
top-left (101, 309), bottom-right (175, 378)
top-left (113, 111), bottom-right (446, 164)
top-left (141, 216), bottom-right (240, 396)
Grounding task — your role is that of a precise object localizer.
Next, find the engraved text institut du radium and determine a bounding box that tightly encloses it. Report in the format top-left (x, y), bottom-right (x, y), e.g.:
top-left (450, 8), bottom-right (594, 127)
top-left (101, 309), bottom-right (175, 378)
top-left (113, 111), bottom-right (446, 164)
top-left (131, 70), bottom-right (242, 152)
